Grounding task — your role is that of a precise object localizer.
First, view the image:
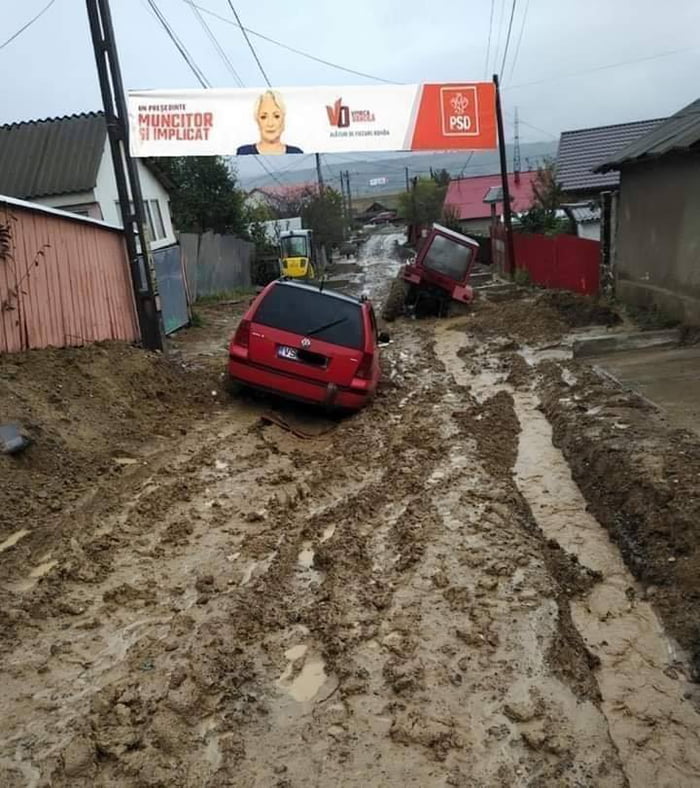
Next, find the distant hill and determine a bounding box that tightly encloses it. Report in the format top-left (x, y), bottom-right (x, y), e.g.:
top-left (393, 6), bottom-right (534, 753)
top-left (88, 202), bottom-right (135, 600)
top-left (234, 142), bottom-right (557, 199)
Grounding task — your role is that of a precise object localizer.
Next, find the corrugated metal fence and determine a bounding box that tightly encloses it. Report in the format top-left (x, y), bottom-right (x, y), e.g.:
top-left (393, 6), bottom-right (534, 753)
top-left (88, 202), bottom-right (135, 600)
top-left (180, 231), bottom-right (254, 301)
top-left (0, 199), bottom-right (139, 353)
top-left (492, 225), bottom-right (601, 295)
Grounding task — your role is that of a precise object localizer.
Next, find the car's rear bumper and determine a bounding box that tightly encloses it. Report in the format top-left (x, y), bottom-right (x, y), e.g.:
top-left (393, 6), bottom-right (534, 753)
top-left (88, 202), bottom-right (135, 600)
top-left (228, 358), bottom-right (372, 411)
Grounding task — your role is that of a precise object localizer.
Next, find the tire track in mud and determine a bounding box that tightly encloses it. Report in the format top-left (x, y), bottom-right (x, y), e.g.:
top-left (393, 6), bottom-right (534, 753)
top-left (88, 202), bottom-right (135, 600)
top-left (436, 322), bottom-right (700, 787)
top-left (4, 316), bottom-right (697, 787)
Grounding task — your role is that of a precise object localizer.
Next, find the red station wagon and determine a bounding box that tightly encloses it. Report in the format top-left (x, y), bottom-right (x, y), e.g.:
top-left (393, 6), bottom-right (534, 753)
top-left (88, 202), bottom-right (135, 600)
top-left (227, 280), bottom-right (384, 412)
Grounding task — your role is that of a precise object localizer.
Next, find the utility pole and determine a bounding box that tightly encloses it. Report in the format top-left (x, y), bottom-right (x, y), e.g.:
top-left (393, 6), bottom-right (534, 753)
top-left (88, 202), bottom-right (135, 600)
top-left (345, 170), bottom-right (353, 224)
top-left (513, 107), bottom-right (521, 185)
top-left (85, 0), bottom-right (163, 350)
top-left (315, 153), bottom-right (324, 193)
top-left (339, 170), bottom-right (348, 227)
top-left (493, 73), bottom-right (516, 276)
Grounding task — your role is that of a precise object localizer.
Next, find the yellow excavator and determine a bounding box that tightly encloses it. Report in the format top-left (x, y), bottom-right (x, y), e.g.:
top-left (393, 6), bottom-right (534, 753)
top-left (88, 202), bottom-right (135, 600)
top-left (278, 229), bottom-right (316, 279)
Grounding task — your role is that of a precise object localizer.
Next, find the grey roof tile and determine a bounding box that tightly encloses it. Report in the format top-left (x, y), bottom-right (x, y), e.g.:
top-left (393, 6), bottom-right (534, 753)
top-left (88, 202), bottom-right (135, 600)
top-left (561, 201), bottom-right (601, 224)
top-left (596, 98), bottom-right (700, 171)
top-left (556, 117), bottom-right (665, 192)
top-left (0, 112), bottom-right (106, 199)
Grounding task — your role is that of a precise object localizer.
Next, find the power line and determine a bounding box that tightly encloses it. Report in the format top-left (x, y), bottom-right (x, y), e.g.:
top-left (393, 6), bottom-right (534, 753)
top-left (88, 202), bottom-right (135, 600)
top-left (499, 0), bottom-right (518, 77)
top-left (506, 111), bottom-right (557, 139)
top-left (186, 1), bottom-right (396, 84)
top-left (483, 0), bottom-right (495, 79)
top-left (144, 0), bottom-right (210, 87)
top-left (188, 2), bottom-right (243, 86)
top-left (225, 0), bottom-right (271, 86)
top-left (0, 0), bottom-right (58, 50)
top-left (459, 152), bottom-right (474, 178)
top-left (218, 3), bottom-right (292, 188)
top-left (143, 2), bottom-right (285, 189)
top-left (506, 45), bottom-right (700, 91)
top-left (507, 0), bottom-right (530, 83)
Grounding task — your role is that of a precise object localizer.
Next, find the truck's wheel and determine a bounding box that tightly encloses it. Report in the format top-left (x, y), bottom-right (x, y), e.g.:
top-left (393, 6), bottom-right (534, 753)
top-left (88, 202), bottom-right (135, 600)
top-left (381, 277), bottom-right (410, 322)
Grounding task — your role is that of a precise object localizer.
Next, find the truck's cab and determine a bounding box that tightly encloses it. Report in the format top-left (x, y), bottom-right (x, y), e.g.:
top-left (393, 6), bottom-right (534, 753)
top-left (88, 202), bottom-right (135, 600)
top-left (279, 229), bottom-right (315, 279)
top-left (401, 223), bottom-right (479, 314)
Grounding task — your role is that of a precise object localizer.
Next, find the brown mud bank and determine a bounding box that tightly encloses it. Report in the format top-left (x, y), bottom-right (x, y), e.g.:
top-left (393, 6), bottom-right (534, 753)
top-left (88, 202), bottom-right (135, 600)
top-left (0, 342), bottom-right (220, 625)
top-left (537, 360), bottom-right (700, 679)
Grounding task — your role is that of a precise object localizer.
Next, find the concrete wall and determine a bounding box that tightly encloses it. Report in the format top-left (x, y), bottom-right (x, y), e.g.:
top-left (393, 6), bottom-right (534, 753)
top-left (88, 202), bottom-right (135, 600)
top-left (615, 155), bottom-right (700, 326)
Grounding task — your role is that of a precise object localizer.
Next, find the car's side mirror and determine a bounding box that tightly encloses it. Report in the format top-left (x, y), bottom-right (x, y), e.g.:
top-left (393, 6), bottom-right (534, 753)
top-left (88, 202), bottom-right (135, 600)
top-left (378, 330), bottom-right (391, 344)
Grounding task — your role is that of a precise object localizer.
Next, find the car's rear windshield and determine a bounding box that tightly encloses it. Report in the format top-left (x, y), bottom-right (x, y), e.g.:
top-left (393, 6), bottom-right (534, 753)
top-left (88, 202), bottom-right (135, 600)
top-left (422, 235), bottom-right (474, 281)
top-left (253, 285), bottom-right (364, 349)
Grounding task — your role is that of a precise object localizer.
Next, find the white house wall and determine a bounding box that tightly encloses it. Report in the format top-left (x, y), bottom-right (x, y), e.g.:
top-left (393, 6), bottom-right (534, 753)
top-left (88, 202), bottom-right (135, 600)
top-left (32, 191), bottom-right (103, 220)
top-left (577, 222), bottom-right (601, 242)
top-left (93, 144), bottom-right (176, 250)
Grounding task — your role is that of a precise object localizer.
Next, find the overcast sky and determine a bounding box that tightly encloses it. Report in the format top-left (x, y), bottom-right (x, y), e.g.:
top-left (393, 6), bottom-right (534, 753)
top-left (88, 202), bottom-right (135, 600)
top-left (3, 0), bottom-right (699, 177)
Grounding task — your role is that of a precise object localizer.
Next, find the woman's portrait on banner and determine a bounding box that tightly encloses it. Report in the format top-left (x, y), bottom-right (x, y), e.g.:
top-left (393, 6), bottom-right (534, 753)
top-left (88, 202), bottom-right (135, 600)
top-left (236, 90), bottom-right (303, 155)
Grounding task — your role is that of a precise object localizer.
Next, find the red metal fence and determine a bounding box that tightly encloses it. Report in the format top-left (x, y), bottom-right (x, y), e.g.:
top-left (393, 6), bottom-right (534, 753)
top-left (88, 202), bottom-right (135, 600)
top-left (0, 198), bottom-right (139, 353)
top-left (491, 225), bottom-right (600, 295)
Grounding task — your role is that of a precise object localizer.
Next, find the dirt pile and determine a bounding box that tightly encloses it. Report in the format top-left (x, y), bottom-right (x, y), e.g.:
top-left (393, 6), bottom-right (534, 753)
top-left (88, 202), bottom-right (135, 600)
top-left (0, 341), bottom-right (218, 585)
top-left (537, 360), bottom-right (700, 677)
top-left (456, 298), bottom-right (567, 344)
top-left (535, 290), bottom-right (621, 328)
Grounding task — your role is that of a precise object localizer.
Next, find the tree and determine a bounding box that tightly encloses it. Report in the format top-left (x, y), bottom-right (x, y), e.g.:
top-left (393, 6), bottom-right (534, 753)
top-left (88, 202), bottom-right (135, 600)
top-left (441, 203), bottom-right (462, 232)
top-left (530, 157), bottom-right (564, 213)
top-left (301, 188), bottom-right (345, 250)
top-left (518, 157), bottom-right (570, 235)
top-left (398, 177), bottom-right (446, 227)
top-left (431, 168), bottom-right (451, 187)
top-left (152, 156), bottom-right (246, 235)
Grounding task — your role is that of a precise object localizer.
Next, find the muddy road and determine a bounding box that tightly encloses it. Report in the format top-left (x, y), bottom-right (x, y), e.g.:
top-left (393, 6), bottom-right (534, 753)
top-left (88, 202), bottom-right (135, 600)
top-left (1, 238), bottom-right (699, 787)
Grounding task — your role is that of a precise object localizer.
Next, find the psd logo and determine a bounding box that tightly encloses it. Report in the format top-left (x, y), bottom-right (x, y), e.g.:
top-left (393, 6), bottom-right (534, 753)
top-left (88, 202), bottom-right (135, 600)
top-left (440, 86), bottom-right (479, 137)
top-left (327, 98), bottom-right (350, 128)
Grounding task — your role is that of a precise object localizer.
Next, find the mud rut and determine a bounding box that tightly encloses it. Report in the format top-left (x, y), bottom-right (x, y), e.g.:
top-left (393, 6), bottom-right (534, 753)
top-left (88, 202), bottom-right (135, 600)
top-left (2, 250), bottom-right (700, 786)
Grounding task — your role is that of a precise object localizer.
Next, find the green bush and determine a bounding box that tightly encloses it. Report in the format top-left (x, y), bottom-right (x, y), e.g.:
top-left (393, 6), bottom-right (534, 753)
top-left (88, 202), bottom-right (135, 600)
top-left (513, 268), bottom-right (532, 286)
top-left (189, 310), bottom-right (205, 328)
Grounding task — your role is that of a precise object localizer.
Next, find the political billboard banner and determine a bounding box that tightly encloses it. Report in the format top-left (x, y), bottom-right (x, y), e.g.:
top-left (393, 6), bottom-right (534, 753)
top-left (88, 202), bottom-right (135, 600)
top-left (127, 82), bottom-right (497, 157)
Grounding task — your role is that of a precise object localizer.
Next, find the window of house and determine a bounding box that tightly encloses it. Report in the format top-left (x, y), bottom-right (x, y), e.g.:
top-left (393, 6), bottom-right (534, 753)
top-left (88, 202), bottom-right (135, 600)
top-left (114, 199), bottom-right (168, 242)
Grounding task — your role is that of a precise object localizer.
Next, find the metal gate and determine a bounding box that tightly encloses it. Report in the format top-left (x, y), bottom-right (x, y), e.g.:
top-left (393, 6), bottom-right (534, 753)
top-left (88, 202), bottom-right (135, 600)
top-left (151, 244), bottom-right (190, 335)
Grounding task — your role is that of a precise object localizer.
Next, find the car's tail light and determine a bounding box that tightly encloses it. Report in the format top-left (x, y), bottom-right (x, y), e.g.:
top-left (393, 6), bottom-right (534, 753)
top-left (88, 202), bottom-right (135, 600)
top-left (355, 352), bottom-right (374, 380)
top-left (233, 319), bottom-right (251, 348)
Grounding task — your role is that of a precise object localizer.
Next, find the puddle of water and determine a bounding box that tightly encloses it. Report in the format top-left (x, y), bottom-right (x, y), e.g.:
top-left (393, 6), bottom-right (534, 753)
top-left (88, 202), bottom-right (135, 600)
top-left (347, 231), bottom-right (405, 301)
top-left (204, 737), bottom-right (222, 771)
top-left (519, 344), bottom-right (572, 365)
top-left (513, 390), bottom-right (700, 786)
top-left (433, 327), bottom-right (507, 402)
top-left (297, 543), bottom-right (315, 569)
top-left (15, 559), bottom-right (59, 591)
top-left (240, 551), bottom-right (277, 586)
top-left (285, 644), bottom-right (308, 661)
top-left (320, 525), bottom-right (336, 543)
top-left (276, 647), bottom-right (328, 702)
top-left (113, 457), bottom-right (139, 466)
top-left (0, 529), bottom-right (30, 553)
top-left (29, 559), bottom-right (58, 579)
top-left (560, 368), bottom-right (578, 387)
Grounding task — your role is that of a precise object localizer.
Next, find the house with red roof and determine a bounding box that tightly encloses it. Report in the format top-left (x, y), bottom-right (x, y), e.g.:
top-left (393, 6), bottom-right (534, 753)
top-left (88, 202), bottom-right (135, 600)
top-left (443, 171), bottom-right (538, 234)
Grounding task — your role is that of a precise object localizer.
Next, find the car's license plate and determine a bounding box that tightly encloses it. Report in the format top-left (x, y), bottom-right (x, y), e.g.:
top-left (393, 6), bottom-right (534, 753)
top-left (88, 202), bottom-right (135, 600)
top-left (277, 345), bottom-right (298, 360)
